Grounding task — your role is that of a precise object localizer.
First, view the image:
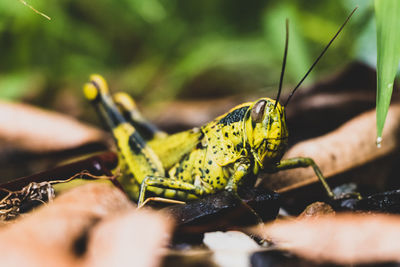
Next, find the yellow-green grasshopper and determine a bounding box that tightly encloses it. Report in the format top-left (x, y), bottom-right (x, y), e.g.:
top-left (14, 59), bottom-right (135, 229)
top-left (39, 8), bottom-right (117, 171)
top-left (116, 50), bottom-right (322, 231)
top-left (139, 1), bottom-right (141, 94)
top-left (83, 9), bottom-right (356, 206)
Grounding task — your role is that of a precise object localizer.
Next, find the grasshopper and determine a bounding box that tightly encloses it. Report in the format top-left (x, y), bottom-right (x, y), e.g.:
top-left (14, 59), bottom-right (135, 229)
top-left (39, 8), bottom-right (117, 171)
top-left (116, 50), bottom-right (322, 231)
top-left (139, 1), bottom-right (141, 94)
top-left (83, 8), bottom-right (356, 206)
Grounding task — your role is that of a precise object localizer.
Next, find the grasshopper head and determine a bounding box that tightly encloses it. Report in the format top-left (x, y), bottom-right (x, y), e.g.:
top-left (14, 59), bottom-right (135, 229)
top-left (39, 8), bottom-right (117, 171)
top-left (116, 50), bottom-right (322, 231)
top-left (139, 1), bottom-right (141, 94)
top-left (245, 98), bottom-right (288, 168)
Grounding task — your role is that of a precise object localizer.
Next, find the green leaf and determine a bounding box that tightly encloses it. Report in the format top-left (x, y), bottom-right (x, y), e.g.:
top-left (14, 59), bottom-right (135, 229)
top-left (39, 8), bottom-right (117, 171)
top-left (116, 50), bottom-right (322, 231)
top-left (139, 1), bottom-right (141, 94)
top-left (375, 0), bottom-right (400, 146)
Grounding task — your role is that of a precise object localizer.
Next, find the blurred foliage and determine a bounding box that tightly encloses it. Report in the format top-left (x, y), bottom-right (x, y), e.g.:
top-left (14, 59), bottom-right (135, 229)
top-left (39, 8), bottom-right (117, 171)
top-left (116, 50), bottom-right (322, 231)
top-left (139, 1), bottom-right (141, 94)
top-left (0, 0), bottom-right (377, 118)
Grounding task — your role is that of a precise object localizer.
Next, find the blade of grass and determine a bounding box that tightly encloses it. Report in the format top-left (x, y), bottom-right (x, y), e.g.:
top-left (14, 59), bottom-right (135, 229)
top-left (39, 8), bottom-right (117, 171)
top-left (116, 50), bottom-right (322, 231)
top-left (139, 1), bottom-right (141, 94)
top-left (375, 0), bottom-right (400, 147)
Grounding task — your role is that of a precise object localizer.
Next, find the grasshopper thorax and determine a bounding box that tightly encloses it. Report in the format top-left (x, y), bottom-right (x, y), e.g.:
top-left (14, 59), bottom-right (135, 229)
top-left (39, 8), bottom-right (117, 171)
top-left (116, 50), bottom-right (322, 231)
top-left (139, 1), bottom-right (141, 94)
top-left (245, 98), bottom-right (288, 169)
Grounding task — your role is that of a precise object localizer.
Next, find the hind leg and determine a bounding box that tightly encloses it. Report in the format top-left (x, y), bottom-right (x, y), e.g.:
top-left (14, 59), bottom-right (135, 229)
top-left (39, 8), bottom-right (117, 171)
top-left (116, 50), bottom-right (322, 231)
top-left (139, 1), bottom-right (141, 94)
top-left (113, 92), bottom-right (167, 141)
top-left (114, 91), bottom-right (203, 171)
top-left (138, 176), bottom-right (213, 206)
top-left (83, 75), bottom-right (165, 201)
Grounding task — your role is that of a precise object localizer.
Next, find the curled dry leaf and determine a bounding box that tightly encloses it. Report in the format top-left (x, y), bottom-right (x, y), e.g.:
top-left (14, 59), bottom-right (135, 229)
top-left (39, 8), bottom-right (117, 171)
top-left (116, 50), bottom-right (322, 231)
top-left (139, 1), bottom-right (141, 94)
top-left (262, 104), bottom-right (400, 192)
top-left (298, 202), bottom-right (335, 219)
top-left (85, 209), bottom-right (172, 267)
top-left (256, 213), bottom-right (400, 265)
top-left (0, 183), bottom-right (172, 267)
top-left (0, 100), bottom-right (106, 153)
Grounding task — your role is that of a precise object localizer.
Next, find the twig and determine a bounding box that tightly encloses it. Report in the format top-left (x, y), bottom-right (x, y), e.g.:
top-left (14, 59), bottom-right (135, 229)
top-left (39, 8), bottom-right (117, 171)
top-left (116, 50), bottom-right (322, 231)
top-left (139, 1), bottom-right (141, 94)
top-left (18, 0), bottom-right (51, 20)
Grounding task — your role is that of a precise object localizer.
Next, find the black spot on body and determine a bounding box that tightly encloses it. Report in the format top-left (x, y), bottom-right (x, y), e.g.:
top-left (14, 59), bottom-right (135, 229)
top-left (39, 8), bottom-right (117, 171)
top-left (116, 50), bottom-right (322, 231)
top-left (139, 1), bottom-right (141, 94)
top-left (218, 106), bottom-right (249, 125)
top-left (208, 160), bottom-right (212, 165)
top-left (225, 132), bottom-right (229, 138)
top-left (205, 169), bottom-right (210, 174)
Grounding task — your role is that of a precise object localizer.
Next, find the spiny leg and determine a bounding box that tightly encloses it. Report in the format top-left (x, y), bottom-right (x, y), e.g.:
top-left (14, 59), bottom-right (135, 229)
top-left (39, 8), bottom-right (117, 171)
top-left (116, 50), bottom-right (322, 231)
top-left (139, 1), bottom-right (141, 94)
top-left (138, 176), bottom-right (210, 206)
top-left (272, 157), bottom-right (334, 198)
top-left (83, 75), bottom-right (165, 201)
top-left (113, 92), bottom-right (167, 141)
top-left (138, 197), bottom-right (185, 209)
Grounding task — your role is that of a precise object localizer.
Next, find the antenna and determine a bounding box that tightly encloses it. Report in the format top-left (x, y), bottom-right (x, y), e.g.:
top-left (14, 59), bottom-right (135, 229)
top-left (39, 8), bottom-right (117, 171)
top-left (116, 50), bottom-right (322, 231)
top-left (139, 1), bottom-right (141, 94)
top-left (274, 19), bottom-right (289, 110)
top-left (284, 7), bottom-right (357, 107)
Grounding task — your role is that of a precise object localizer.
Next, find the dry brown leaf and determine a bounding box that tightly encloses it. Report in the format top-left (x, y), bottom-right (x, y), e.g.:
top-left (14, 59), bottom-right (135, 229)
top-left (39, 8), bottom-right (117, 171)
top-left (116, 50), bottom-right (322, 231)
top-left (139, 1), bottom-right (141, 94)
top-left (0, 100), bottom-right (106, 153)
top-left (85, 210), bottom-right (172, 267)
top-left (298, 202), bottom-right (335, 219)
top-left (262, 104), bottom-right (400, 192)
top-left (0, 183), bottom-right (132, 266)
top-left (256, 213), bottom-right (400, 264)
top-left (0, 183), bottom-right (172, 267)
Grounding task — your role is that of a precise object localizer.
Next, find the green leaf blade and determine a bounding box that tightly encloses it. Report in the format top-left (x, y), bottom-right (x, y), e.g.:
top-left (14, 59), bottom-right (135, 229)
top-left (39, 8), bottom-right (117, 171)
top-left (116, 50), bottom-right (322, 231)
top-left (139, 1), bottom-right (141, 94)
top-left (375, 0), bottom-right (400, 146)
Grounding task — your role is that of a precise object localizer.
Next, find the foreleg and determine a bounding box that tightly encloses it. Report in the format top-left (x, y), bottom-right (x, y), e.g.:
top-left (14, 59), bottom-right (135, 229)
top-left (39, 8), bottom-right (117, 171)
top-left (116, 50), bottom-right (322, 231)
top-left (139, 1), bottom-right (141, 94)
top-left (271, 157), bottom-right (334, 198)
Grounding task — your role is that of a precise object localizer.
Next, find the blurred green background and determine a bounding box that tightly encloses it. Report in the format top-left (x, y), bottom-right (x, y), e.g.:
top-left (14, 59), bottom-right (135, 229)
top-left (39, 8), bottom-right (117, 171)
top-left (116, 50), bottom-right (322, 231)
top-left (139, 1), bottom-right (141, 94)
top-left (0, 0), bottom-right (375, 121)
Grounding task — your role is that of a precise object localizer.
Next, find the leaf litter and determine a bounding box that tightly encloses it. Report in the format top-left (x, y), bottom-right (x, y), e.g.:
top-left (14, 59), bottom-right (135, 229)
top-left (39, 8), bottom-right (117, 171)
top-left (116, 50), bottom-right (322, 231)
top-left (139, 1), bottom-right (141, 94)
top-left (1, 64), bottom-right (400, 266)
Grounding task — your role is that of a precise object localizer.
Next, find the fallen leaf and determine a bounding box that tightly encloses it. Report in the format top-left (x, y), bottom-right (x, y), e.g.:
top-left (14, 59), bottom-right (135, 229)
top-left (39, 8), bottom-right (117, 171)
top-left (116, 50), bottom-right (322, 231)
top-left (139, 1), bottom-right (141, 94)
top-left (0, 183), bottom-right (172, 267)
top-left (0, 152), bottom-right (118, 194)
top-left (0, 100), bottom-right (107, 153)
top-left (298, 202), bottom-right (335, 219)
top-left (256, 213), bottom-right (400, 264)
top-left (84, 209), bottom-right (172, 267)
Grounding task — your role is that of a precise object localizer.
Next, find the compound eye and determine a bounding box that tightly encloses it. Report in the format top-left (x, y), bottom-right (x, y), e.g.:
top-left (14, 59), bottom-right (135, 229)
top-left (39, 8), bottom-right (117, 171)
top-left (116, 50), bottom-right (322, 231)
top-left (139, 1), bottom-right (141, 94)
top-left (251, 99), bottom-right (267, 123)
